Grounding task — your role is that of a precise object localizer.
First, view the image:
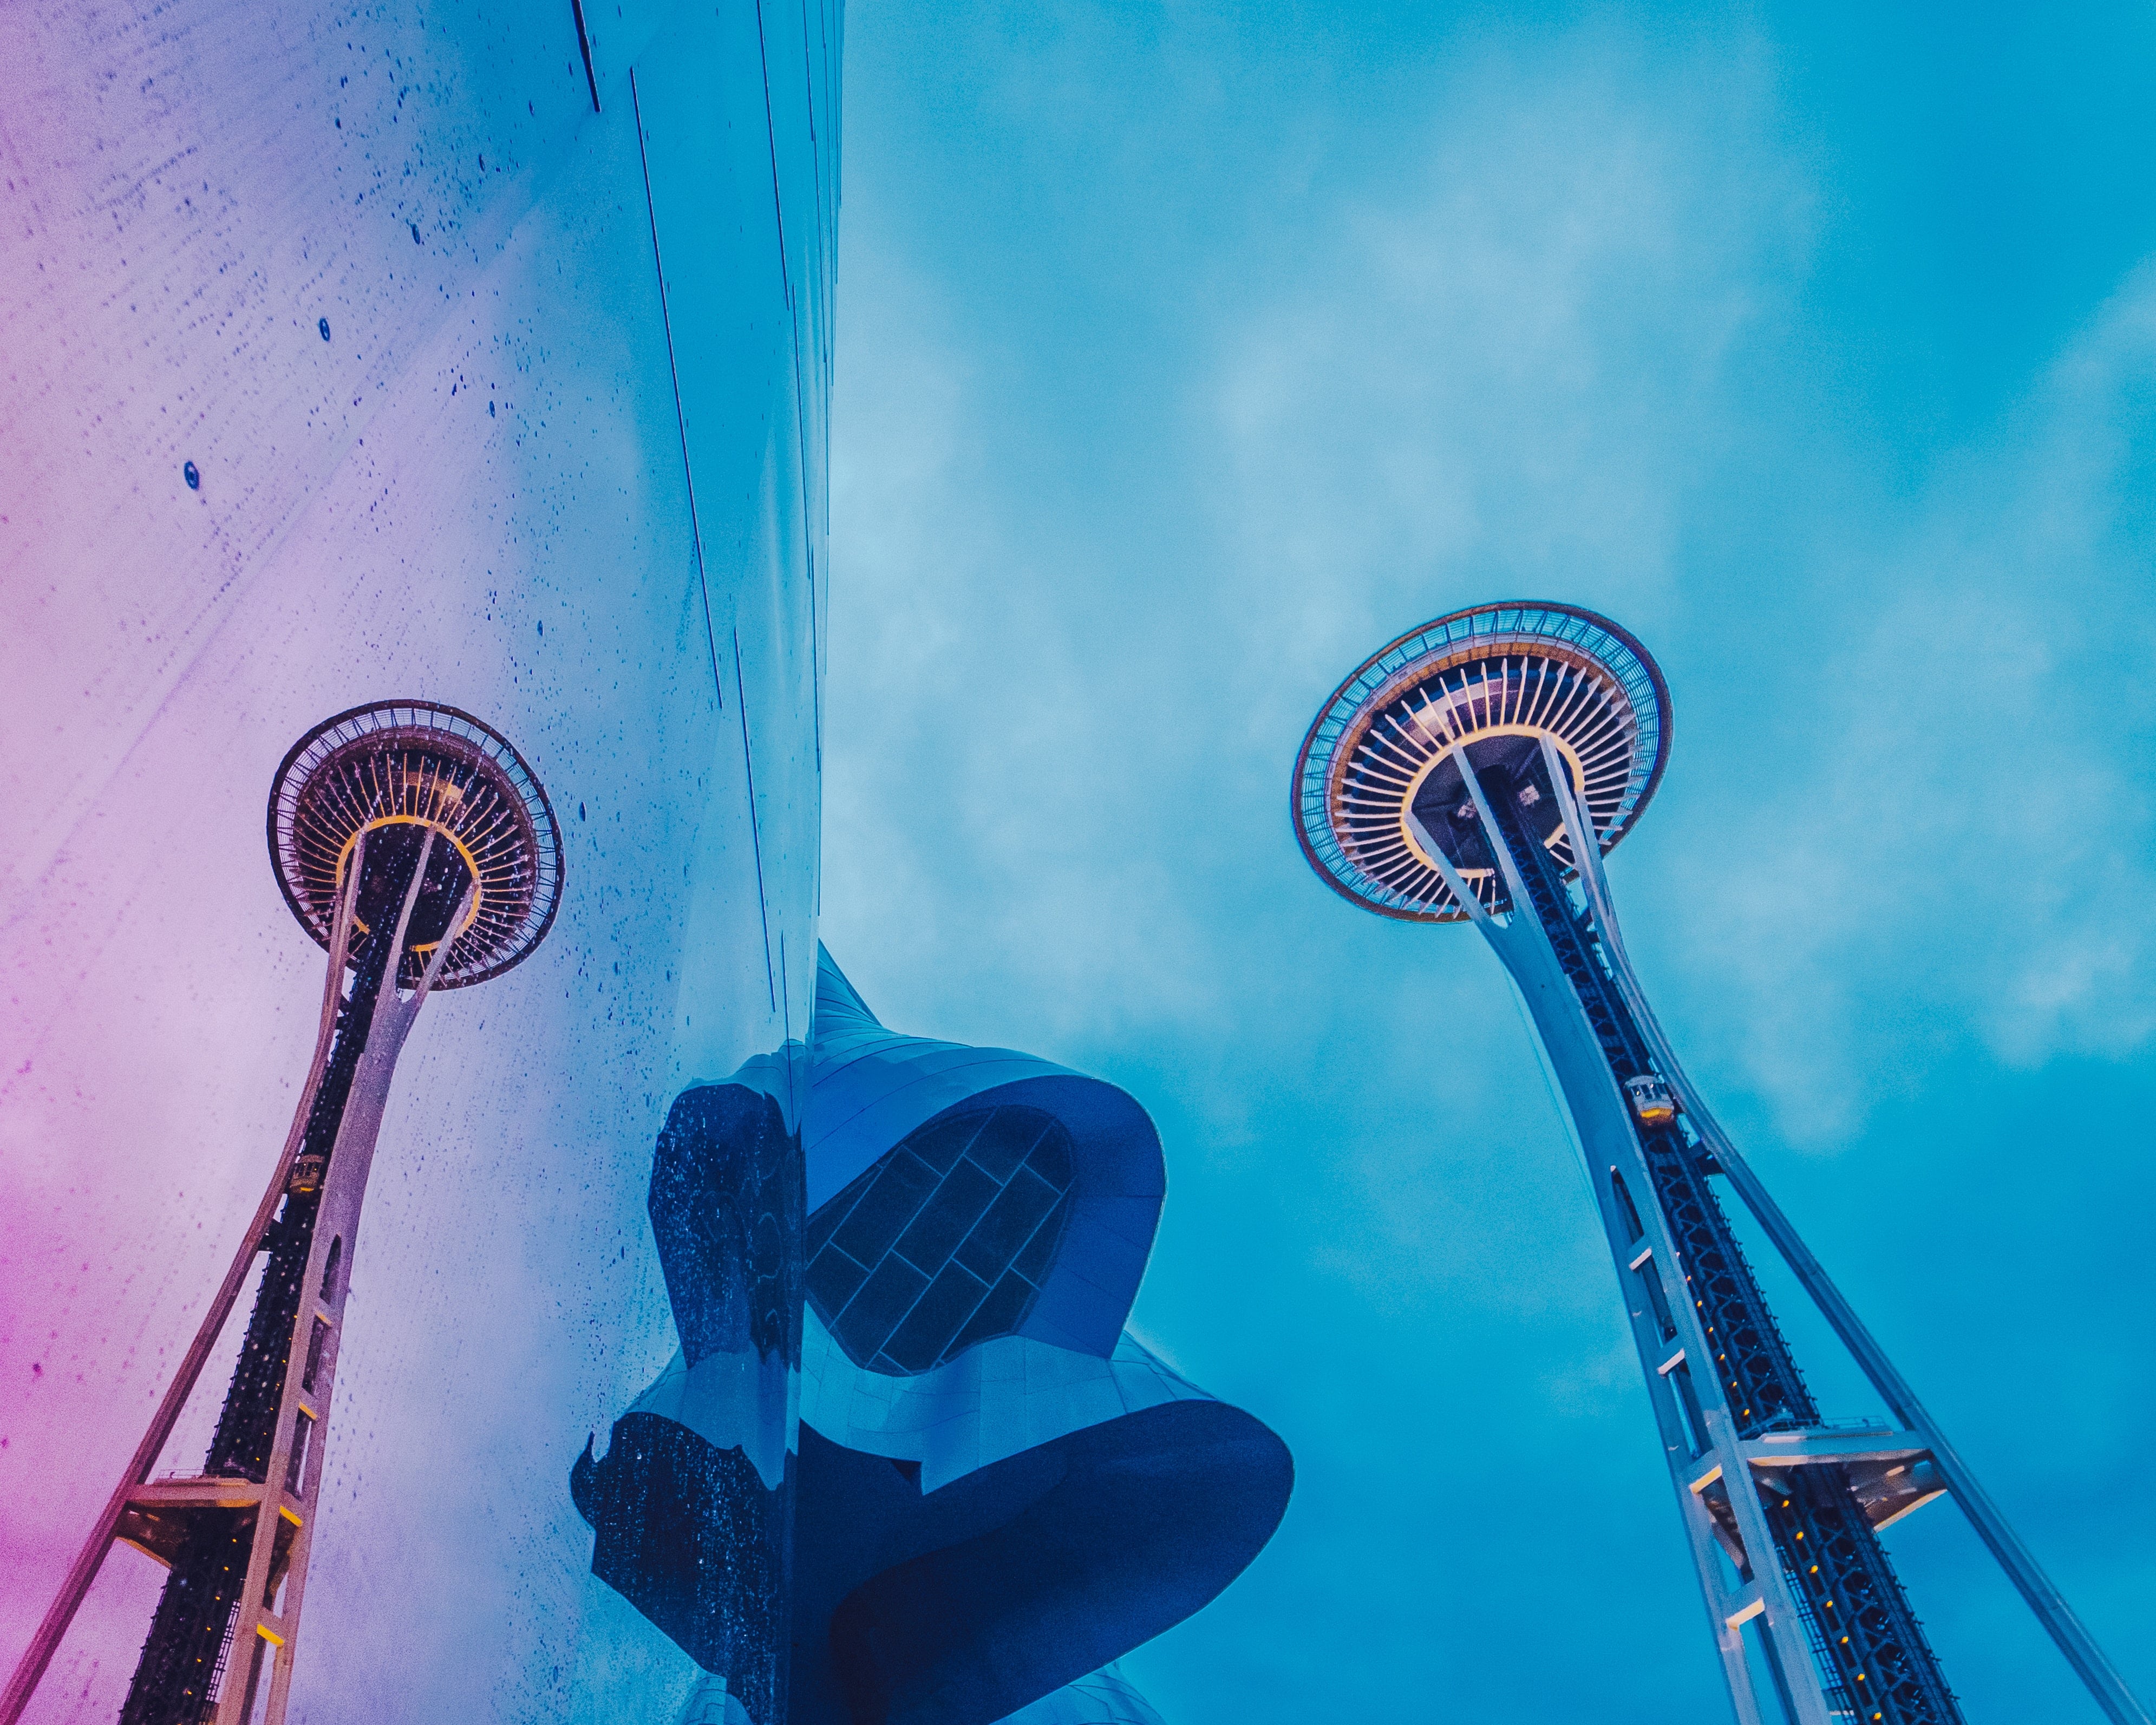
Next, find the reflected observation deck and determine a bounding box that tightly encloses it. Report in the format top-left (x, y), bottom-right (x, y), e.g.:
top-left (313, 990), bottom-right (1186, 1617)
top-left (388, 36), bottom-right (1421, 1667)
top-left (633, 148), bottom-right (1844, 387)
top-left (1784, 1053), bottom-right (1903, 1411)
top-left (4, 703), bottom-right (560, 1725)
top-left (1293, 603), bottom-right (2147, 1725)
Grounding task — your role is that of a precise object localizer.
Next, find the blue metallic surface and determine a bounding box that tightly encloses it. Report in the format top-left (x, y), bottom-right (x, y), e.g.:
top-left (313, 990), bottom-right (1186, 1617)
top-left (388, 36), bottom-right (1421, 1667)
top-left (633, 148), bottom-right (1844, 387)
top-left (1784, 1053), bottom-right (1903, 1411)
top-left (565, 951), bottom-right (1290, 1725)
top-left (786, 950), bottom-right (1291, 1724)
top-left (4, 5), bottom-right (1287, 1721)
top-left (0, 3), bottom-right (837, 1721)
top-left (790, 1402), bottom-right (1286, 1725)
top-left (573, 1081), bottom-right (804, 1724)
top-left (800, 951), bottom-right (1193, 1489)
top-left (806, 1101), bottom-right (1077, 1373)
top-left (807, 952), bottom-right (1162, 1360)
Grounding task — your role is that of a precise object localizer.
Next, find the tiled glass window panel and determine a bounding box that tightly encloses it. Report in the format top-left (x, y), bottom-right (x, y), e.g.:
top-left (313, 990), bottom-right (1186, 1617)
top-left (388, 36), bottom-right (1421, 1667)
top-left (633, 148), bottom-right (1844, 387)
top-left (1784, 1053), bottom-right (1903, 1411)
top-left (805, 1105), bottom-right (1073, 1374)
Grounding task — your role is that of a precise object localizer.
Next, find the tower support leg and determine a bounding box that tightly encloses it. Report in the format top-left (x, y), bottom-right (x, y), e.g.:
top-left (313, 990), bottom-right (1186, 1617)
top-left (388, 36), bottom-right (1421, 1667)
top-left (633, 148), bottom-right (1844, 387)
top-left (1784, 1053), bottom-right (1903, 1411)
top-left (0, 851), bottom-right (368, 1725)
top-left (207, 845), bottom-right (468, 1725)
top-left (1410, 789), bottom-right (1823, 1725)
top-left (1536, 740), bottom-right (2151, 1725)
top-left (2, 835), bottom-right (471, 1725)
top-left (1430, 751), bottom-right (1865, 1722)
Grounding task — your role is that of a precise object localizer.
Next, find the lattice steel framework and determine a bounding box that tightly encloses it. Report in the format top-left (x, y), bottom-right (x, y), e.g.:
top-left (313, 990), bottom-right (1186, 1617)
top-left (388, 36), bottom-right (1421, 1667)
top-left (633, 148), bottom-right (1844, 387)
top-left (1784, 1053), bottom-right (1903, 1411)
top-left (1293, 602), bottom-right (2148, 1725)
top-left (1295, 602), bottom-right (1668, 922)
top-left (4, 704), bottom-right (560, 1725)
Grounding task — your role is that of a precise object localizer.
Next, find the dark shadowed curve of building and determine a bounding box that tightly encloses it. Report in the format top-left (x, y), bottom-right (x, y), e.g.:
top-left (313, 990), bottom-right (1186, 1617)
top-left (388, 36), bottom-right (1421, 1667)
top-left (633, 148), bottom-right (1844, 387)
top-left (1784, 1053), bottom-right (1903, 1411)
top-left (570, 946), bottom-right (1292, 1725)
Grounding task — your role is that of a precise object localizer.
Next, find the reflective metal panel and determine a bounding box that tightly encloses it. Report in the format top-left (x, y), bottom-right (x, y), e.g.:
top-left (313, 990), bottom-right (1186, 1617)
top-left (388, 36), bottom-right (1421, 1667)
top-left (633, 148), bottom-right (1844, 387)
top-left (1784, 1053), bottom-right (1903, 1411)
top-left (0, 3), bottom-right (838, 1722)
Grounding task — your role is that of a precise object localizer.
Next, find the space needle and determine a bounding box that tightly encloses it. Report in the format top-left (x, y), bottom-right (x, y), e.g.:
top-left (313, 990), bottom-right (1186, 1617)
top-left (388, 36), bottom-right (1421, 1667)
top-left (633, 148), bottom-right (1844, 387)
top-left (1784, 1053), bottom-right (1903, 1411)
top-left (1292, 602), bottom-right (2147, 1725)
top-left (3, 702), bottom-right (561, 1725)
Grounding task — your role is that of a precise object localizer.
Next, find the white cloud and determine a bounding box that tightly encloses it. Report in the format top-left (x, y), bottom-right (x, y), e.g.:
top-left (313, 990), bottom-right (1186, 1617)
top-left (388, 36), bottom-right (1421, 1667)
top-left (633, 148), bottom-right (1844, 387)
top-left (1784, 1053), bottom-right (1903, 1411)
top-left (1661, 264), bottom-right (2156, 1141)
top-left (1212, 27), bottom-right (1806, 663)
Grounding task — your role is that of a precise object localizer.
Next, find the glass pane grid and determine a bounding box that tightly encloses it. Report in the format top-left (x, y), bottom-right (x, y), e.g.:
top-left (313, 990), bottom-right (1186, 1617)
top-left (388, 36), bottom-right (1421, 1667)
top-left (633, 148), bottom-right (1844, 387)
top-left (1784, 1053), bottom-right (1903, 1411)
top-left (805, 1105), bottom-right (1074, 1375)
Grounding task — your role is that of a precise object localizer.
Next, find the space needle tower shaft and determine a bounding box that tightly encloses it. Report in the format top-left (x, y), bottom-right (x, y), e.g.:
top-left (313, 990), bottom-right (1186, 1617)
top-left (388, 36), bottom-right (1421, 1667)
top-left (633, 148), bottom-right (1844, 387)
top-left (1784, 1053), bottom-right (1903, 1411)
top-left (1293, 603), bottom-right (2146, 1725)
top-left (2, 703), bottom-right (561, 1725)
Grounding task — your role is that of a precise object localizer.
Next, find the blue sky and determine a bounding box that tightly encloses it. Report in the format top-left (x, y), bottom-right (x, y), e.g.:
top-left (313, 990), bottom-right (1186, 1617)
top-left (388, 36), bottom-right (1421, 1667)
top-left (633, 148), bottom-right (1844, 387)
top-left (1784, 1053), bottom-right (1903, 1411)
top-left (817, 4), bottom-right (2156, 1720)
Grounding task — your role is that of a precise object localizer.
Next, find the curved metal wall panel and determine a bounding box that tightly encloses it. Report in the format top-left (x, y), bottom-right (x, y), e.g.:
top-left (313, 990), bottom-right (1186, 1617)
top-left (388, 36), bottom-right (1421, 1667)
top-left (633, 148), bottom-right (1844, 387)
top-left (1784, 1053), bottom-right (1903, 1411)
top-left (808, 952), bottom-right (1165, 1360)
top-left (792, 1402), bottom-right (1289, 1725)
top-left (787, 952), bottom-right (1292, 1725)
top-left (0, 3), bottom-right (838, 1723)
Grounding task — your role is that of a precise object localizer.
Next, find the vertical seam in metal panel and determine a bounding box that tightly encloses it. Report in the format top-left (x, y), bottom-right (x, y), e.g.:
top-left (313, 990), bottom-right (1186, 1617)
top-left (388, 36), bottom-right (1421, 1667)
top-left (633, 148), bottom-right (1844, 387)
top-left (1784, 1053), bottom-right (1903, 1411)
top-left (734, 629), bottom-right (780, 1011)
top-left (795, 0), bottom-right (828, 322)
top-left (799, 0), bottom-right (836, 389)
top-left (634, 69), bottom-right (776, 1012)
top-left (816, 0), bottom-right (836, 378)
top-left (629, 71), bottom-right (726, 721)
top-left (754, 0), bottom-right (825, 772)
top-left (569, 0), bottom-right (602, 110)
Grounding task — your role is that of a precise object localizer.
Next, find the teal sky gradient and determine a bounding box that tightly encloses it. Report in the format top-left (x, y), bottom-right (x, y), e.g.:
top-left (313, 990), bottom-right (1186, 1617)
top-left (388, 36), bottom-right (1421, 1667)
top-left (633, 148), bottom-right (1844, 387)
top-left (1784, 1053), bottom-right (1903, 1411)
top-left (820, 5), bottom-right (2156, 1720)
